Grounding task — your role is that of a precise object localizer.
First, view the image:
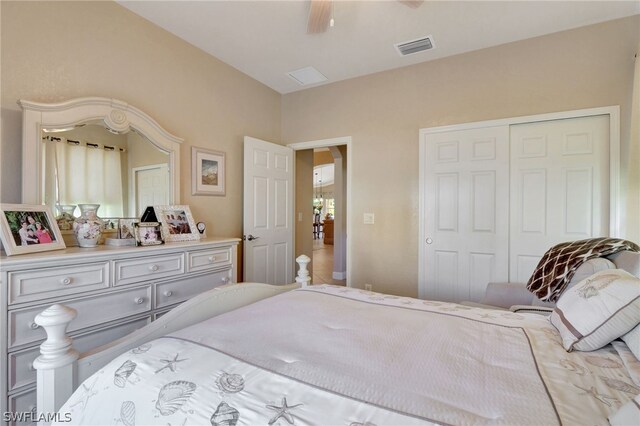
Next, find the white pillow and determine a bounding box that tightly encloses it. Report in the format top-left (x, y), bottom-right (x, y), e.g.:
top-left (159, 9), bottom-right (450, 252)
top-left (609, 394), bottom-right (640, 426)
top-left (550, 269), bottom-right (640, 352)
top-left (622, 323), bottom-right (640, 361)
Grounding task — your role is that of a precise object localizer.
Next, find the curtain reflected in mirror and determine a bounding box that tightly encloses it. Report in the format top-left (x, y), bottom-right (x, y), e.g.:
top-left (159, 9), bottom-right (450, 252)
top-left (42, 124), bottom-right (169, 218)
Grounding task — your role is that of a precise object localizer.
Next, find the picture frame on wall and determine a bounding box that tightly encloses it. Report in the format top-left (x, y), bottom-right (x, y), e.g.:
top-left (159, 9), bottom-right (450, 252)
top-left (153, 205), bottom-right (200, 242)
top-left (0, 204), bottom-right (66, 256)
top-left (133, 222), bottom-right (164, 246)
top-left (191, 146), bottom-right (226, 196)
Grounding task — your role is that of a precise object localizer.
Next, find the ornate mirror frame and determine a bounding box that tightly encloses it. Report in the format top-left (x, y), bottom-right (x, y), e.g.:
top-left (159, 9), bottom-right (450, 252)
top-left (19, 97), bottom-right (183, 205)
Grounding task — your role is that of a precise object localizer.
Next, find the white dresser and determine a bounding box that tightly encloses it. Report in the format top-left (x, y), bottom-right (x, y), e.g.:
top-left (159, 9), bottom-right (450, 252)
top-left (0, 237), bottom-right (240, 424)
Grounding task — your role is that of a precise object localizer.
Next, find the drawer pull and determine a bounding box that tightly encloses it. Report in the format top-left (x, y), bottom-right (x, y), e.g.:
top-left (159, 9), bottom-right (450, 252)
top-left (149, 264), bottom-right (159, 272)
top-left (221, 277), bottom-right (230, 284)
top-left (60, 277), bottom-right (73, 285)
top-left (134, 297), bottom-right (145, 305)
top-left (29, 322), bottom-right (40, 330)
top-left (164, 290), bottom-right (173, 297)
top-left (208, 256), bottom-right (216, 262)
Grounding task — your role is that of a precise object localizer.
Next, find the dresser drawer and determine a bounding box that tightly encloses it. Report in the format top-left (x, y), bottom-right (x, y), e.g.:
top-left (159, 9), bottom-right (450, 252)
top-left (8, 262), bottom-right (110, 305)
top-left (8, 315), bottom-right (151, 392)
top-left (187, 247), bottom-right (232, 272)
top-left (114, 253), bottom-right (184, 286)
top-left (7, 388), bottom-right (36, 426)
top-left (8, 286), bottom-right (152, 349)
top-left (155, 269), bottom-right (231, 309)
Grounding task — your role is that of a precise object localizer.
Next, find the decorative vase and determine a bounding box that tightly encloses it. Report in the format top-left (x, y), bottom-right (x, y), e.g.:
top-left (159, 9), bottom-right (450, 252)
top-left (55, 205), bottom-right (77, 231)
top-left (73, 204), bottom-right (104, 248)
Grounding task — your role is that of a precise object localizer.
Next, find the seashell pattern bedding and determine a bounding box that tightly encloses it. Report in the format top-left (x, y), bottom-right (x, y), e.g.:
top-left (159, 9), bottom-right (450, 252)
top-left (55, 285), bottom-right (640, 425)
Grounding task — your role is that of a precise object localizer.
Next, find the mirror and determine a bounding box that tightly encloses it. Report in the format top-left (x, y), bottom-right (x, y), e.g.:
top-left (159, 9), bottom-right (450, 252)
top-left (20, 97), bottom-right (183, 218)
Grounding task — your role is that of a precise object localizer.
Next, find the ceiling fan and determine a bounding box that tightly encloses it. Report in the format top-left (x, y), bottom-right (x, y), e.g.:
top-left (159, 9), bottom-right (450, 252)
top-left (307, 0), bottom-right (424, 34)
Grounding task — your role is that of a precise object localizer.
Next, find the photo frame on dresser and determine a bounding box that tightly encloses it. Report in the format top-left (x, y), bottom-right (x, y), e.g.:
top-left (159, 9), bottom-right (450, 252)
top-left (134, 222), bottom-right (164, 246)
top-left (153, 205), bottom-right (200, 242)
top-left (0, 204), bottom-right (66, 255)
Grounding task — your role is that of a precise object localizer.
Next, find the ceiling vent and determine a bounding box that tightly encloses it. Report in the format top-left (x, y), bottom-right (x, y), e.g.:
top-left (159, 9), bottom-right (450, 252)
top-left (395, 36), bottom-right (434, 56)
top-left (287, 66), bottom-right (328, 86)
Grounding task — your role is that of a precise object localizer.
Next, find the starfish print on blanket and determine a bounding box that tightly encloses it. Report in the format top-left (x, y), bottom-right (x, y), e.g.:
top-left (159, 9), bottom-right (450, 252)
top-left (70, 377), bottom-right (99, 411)
top-left (154, 353), bottom-right (188, 374)
top-left (266, 397), bottom-right (303, 425)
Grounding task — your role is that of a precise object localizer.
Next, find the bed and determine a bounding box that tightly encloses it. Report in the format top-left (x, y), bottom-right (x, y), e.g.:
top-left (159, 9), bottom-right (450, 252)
top-left (34, 259), bottom-right (640, 425)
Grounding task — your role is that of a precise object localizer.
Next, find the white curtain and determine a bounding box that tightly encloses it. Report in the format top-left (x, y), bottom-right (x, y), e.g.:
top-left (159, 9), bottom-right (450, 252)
top-left (47, 139), bottom-right (124, 217)
top-left (629, 53), bottom-right (640, 242)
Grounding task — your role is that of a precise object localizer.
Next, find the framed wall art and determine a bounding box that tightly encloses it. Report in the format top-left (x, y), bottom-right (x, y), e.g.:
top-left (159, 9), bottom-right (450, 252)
top-left (0, 204), bottom-right (66, 255)
top-left (154, 205), bottom-right (200, 242)
top-left (133, 222), bottom-right (164, 246)
top-left (192, 146), bottom-right (225, 196)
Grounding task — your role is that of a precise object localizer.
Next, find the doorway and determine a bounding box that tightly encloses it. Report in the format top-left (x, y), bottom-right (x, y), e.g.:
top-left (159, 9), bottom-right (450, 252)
top-left (131, 164), bottom-right (169, 216)
top-left (289, 137), bottom-right (352, 287)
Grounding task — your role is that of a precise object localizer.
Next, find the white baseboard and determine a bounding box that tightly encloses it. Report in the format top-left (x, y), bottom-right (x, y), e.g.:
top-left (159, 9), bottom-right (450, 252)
top-left (332, 271), bottom-right (346, 280)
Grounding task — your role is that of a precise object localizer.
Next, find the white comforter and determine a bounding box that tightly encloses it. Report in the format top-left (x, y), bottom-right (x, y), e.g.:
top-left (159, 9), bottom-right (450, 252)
top-left (57, 285), bottom-right (640, 425)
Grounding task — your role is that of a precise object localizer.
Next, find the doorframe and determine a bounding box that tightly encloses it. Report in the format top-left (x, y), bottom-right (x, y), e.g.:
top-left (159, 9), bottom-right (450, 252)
top-left (129, 163), bottom-right (169, 217)
top-left (418, 105), bottom-right (620, 299)
top-left (288, 136), bottom-right (353, 287)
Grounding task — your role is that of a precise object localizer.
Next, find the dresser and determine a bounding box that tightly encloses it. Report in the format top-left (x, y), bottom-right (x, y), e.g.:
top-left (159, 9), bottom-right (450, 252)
top-left (0, 237), bottom-right (240, 424)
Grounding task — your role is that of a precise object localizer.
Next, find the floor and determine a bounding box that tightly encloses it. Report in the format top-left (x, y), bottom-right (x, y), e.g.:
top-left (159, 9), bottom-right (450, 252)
top-left (312, 239), bottom-right (346, 286)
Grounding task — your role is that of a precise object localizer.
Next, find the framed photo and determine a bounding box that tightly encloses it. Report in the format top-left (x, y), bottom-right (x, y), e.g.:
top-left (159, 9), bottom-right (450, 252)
top-left (118, 218), bottom-right (139, 239)
top-left (154, 205), bottom-right (200, 242)
top-left (133, 222), bottom-right (164, 246)
top-left (192, 146), bottom-right (225, 196)
top-left (0, 204), bottom-right (66, 256)
top-left (102, 217), bottom-right (119, 234)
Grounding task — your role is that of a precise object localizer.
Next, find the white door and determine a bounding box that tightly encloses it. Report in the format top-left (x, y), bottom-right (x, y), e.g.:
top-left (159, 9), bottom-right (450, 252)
top-left (424, 126), bottom-right (510, 302)
top-left (243, 136), bottom-right (294, 285)
top-left (134, 164), bottom-right (168, 216)
top-left (509, 115), bottom-right (610, 282)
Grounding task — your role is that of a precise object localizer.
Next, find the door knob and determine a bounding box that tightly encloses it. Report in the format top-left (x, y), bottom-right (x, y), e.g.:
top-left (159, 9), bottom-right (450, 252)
top-left (426, 237), bottom-right (433, 244)
top-left (245, 234), bottom-right (260, 241)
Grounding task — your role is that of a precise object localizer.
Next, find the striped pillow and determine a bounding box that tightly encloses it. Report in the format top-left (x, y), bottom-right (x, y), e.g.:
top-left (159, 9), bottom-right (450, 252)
top-left (550, 269), bottom-right (640, 352)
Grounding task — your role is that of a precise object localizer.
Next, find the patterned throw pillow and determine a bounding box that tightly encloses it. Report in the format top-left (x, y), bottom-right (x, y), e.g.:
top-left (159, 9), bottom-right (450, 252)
top-left (550, 269), bottom-right (640, 352)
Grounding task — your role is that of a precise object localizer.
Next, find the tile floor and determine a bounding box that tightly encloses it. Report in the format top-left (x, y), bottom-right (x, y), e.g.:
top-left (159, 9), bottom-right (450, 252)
top-left (312, 239), bottom-right (347, 286)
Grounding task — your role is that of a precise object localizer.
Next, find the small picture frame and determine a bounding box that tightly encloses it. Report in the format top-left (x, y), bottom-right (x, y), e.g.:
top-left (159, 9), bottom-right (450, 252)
top-left (134, 222), bottom-right (164, 246)
top-left (0, 204), bottom-right (66, 256)
top-left (192, 146), bottom-right (226, 196)
top-left (102, 217), bottom-right (119, 235)
top-left (154, 205), bottom-right (200, 242)
top-left (118, 218), bottom-right (139, 239)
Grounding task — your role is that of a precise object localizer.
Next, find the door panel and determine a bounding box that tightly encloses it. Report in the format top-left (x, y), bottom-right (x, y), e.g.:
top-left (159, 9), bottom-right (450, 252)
top-left (509, 115), bottom-right (609, 282)
top-left (243, 136), bottom-right (294, 285)
top-left (424, 126), bottom-right (510, 302)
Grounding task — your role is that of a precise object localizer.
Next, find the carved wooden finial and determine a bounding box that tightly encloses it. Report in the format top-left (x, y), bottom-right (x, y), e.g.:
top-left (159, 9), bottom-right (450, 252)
top-left (33, 304), bottom-right (79, 370)
top-left (295, 254), bottom-right (312, 287)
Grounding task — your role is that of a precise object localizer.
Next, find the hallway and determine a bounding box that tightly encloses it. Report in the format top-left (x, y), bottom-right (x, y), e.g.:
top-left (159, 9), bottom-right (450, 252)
top-left (312, 239), bottom-right (346, 286)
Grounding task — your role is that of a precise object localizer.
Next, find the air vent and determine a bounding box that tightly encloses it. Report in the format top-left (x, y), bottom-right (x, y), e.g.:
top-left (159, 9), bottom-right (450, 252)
top-left (395, 36), bottom-right (434, 56)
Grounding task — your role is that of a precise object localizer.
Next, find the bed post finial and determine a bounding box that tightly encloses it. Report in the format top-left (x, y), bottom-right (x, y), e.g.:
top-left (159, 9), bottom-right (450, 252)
top-left (33, 304), bottom-right (79, 417)
top-left (295, 254), bottom-right (311, 287)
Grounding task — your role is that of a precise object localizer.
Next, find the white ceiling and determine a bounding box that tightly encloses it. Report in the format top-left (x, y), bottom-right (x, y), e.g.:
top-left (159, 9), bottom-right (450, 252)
top-left (118, 1), bottom-right (640, 94)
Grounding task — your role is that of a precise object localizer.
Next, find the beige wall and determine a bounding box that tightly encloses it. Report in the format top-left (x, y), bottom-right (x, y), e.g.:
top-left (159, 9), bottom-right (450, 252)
top-left (295, 150), bottom-right (314, 276)
top-left (282, 16), bottom-right (640, 297)
top-left (1, 1), bottom-right (281, 250)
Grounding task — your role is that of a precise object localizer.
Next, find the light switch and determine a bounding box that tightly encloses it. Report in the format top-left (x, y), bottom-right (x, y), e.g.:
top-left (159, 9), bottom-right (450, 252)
top-left (298, 212), bottom-right (303, 222)
top-left (364, 213), bottom-right (375, 225)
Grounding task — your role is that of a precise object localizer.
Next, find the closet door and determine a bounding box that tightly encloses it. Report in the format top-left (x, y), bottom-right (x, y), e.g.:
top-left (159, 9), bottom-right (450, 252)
top-left (509, 115), bottom-right (610, 282)
top-left (424, 126), bottom-right (509, 302)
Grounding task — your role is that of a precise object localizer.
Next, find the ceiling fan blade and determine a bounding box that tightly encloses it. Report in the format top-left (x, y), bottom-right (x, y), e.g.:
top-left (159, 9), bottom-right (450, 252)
top-left (307, 0), bottom-right (332, 34)
top-left (398, 0), bottom-right (424, 8)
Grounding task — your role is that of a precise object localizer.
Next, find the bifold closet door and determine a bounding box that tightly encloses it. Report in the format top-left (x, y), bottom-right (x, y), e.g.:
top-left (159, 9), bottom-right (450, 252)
top-left (509, 115), bottom-right (610, 283)
top-left (424, 126), bottom-right (509, 302)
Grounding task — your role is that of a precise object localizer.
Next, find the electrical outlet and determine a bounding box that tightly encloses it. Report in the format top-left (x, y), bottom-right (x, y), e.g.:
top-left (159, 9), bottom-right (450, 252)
top-left (364, 284), bottom-right (372, 291)
top-left (363, 213), bottom-right (375, 225)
